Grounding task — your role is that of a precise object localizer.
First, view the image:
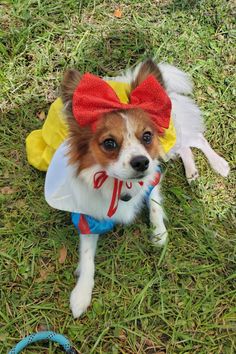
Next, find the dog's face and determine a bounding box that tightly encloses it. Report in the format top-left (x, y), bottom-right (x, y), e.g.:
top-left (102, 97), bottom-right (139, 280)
top-left (61, 64), bottom-right (163, 181)
top-left (90, 109), bottom-right (160, 180)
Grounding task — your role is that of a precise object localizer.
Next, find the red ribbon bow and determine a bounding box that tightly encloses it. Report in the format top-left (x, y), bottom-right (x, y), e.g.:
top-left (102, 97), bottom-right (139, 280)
top-left (72, 73), bottom-right (172, 133)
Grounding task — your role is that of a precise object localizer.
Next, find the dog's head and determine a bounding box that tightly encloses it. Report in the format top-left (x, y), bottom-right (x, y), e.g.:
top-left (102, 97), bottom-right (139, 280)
top-left (61, 60), bottom-right (167, 181)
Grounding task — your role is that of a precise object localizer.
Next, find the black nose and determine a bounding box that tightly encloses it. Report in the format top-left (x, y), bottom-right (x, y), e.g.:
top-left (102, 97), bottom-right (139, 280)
top-left (130, 155), bottom-right (149, 172)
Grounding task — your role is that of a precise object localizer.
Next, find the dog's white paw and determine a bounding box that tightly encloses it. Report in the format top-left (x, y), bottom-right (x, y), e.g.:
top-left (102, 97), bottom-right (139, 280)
top-left (151, 230), bottom-right (168, 247)
top-left (186, 168), bottom-right (199, 183)
top-left (70, 284), bottom-right (93, 318)
top-left (210, 156), bottom-right (230, 177)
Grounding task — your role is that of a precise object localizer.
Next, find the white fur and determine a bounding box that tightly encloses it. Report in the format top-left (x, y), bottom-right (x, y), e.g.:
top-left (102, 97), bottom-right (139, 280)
top-left (158, 63), bottom-right (193, 95)
top-left (149, 184), bottom-right (168, 246)
top-left (78, 164), bottom-right (154, 224)
top-left (67, 61), bottom-right (230, 318)
top-left (157, 64), bottom-right (229, 178)
top-left (69, 163), bottom-right (160, 318)
top-left (70, 234), bottom-right (98, 318)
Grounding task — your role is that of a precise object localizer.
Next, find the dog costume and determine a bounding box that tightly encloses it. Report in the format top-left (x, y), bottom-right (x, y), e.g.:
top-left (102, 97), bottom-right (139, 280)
top-left (26, 76), bottom-right (175, 234)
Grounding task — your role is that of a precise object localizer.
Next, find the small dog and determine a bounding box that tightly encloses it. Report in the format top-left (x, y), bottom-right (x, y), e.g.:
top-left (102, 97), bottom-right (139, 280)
top-left (45, 59), bottom-right (229, 318)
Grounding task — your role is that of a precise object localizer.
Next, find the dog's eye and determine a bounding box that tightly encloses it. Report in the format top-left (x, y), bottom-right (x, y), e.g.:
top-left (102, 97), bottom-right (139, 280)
top-left (102, 138), bottom-right (118, 151)
top-left (142, 131), bottom-right (153, 145)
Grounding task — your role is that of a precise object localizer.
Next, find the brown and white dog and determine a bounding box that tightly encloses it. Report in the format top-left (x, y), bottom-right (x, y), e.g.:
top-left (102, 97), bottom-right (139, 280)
top-left (45, 59), bottom-right (229, 318)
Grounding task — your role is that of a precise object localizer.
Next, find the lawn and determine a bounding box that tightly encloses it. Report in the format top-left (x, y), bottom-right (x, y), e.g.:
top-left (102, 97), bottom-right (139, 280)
top-left (0, 0), bottom-right (235, 353)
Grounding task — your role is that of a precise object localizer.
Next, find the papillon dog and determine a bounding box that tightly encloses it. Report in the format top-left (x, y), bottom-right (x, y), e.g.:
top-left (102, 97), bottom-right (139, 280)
top-left (45, 59), bottom-right (229, 318)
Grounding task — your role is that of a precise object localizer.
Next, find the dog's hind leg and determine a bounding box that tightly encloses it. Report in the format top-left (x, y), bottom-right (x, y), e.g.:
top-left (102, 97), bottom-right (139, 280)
top-left (177, 147), bottom-right (199, 183)
top-left (70, 234), bottom-right (99, 318)
top-left (178, 147), bottom-right (199, 183)
top-left (190, 134), bottom-right (230, 177)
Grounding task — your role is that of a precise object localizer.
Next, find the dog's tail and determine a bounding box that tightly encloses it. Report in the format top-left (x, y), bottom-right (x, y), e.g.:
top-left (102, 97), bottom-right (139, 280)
top-left (158, 63), bottom-right (193, 95)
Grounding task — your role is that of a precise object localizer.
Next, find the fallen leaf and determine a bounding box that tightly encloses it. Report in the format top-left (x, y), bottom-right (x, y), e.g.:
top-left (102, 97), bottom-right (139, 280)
top-left (118, 329), bottom-right (127, 342)
top-left (37, 269), bottom-right (48, 282)
top-left (3, 170), bottom-right (9, 179)
top-left (15, 199), bottom-right (26, 208)
top-left (10, 150), bottom-right (20, 162)
top-left (1, 186), bottom-right (15, 195)
top-left (36, 111), bottom-right (46, 121)
top-left (58, 245), bottom-right (67, 264)
top-left (36, 264), bottom-right (55, 282)
top-left (0, 332), bottom-right (8, 341)
top-left (143, 338), bottom-right (155, 347)
top-left (114, 8), bottom-right (122, 18)
top-left (36, 323), bottom-right (51, 332)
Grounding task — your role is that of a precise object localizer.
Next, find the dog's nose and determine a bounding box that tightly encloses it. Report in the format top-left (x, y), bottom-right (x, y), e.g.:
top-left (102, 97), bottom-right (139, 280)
top-left (130, 155), bottom-right (149, 172)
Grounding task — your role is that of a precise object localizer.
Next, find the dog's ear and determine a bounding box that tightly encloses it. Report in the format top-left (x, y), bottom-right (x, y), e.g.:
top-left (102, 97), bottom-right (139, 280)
top-left (131, 59), bottom-right (164, 91)
top-left (61, 69), bottom-right (94, 173)
top-left (61, 69), bottom-right (81, 117)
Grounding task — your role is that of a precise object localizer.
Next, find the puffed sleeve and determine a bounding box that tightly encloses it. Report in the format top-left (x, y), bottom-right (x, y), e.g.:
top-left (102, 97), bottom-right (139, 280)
top-left (44, 141), bottom-right (82, 213)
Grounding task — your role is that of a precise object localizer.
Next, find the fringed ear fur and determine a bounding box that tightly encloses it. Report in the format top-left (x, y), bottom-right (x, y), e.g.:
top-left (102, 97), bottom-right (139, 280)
top-left (61, 69), bottom-right (81, 118)
top-left (131, 59), bottom-right (164, 91)
top-left (61, 70), bottom-right (94, 173)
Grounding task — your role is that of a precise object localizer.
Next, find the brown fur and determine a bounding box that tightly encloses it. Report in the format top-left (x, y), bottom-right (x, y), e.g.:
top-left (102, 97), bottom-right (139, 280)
top-left (130, 59), bottom-right (164, 92)
top-left (124, 108), bottom-right (161, 159)
top-left (69, 111), bottom-right (127, 173)
top-left (61, 69), bottom-right (81, 119)
top-left (90, 111), bottom-right (126, 167)
top-left (61, 69), bottom-right (95, 173)
top-left (66, 121), bottom-right (95, 173)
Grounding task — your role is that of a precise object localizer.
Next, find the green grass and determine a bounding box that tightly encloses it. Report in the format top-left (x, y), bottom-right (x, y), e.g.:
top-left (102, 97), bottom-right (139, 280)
top-left (1, 0), bottom-right (235, 352)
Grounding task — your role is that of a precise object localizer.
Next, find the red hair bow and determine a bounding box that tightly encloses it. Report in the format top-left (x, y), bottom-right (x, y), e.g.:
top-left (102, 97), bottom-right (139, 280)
top-left (72, 73), bottom-right (172, 134)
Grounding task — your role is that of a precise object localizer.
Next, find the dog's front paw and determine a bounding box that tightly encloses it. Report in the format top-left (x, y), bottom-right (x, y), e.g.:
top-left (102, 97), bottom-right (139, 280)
top-left (186, 168), bottom-right (199, 183)
top-left (151, 230), bottom-right (168, 247)
top-left (70, 283), bottom-right (93, 318)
